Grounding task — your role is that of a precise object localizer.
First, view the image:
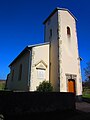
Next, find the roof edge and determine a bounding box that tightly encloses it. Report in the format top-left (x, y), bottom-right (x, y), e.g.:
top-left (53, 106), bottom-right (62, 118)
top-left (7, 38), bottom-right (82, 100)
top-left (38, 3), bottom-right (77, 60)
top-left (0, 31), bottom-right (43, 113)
top-left (9, 42), bottom-right (50, 67)
top-left (9, 46), bottom-right (29, 67)
top-left (28, 42), bottom-right (49, 48)
top-left (43, 7), bottom-right (77, 24)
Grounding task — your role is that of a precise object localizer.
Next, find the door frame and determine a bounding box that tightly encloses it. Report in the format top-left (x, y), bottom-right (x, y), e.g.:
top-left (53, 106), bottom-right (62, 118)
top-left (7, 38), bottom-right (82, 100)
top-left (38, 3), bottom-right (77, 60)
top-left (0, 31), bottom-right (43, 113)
top-left (66, 74), bottom-right (77, 94)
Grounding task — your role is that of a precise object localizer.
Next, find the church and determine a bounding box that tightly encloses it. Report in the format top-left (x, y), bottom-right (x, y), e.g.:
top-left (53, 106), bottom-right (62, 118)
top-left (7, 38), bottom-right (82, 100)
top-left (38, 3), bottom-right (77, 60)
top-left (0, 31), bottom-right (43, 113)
top-left (6, 7), bottom-right (82, 96)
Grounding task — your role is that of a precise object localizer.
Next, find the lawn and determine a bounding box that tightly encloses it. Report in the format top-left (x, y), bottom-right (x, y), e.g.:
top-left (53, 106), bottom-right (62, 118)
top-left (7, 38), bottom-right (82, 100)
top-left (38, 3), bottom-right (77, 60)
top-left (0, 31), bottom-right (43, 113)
top-left (0, 83), bottom-right (5, 90)
top-left (83, 88), bottom-right (90, 98)
top-left (83, 93), bottom-right (90, 98)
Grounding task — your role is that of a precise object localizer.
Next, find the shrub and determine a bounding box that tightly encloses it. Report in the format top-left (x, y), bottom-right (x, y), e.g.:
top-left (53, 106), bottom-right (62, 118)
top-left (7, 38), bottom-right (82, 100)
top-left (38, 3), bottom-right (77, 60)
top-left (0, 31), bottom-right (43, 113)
top-left (36, 81), bottom-right (53, 92)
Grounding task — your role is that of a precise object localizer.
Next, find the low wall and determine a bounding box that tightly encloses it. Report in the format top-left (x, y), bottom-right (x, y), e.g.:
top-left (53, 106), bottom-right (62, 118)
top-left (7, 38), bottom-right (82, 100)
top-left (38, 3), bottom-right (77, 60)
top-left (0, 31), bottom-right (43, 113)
top-left (0, 91), bottom-right (75, 115)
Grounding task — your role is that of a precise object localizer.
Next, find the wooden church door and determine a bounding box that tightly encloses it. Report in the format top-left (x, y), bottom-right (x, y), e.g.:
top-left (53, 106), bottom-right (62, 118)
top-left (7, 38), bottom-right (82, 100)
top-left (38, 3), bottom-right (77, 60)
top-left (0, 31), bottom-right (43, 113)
top-left (68, 79), bottom-right (75, 93)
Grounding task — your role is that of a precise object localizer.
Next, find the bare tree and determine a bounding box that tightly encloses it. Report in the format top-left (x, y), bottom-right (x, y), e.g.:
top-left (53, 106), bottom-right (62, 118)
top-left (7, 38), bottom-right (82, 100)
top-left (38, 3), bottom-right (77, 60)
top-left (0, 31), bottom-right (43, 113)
top-left (84, 62), bottom-right (90, 88)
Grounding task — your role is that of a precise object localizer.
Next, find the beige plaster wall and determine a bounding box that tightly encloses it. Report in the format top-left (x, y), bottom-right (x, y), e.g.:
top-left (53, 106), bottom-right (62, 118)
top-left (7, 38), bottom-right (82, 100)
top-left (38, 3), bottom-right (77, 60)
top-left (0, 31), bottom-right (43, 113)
top-left (30, 44), bottom-right (49, 91)
top-left (44, 11), bottom-right (60, 91)
top-left (7, 52), bottom-right (30, 91)
top-left (58, 10), bottom-right (82, 95)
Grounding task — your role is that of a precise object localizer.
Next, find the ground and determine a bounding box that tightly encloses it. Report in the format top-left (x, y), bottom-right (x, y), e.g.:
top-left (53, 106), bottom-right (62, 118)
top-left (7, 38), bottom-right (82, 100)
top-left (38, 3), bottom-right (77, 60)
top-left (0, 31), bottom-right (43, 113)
top-left (0, 97), bottom-right (90, 120)
top-left (3, 109), bottom-right (90, 120)
top-left (76, 101), bottom-right (90, 113)
top-left (1, 101), bottom-right (90, 120)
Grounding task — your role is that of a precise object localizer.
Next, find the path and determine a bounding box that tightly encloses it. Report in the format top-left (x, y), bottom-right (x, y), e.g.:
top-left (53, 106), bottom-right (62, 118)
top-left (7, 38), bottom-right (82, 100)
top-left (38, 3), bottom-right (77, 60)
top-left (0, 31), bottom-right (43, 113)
top-left (76, 102), bottom-right (90, 113)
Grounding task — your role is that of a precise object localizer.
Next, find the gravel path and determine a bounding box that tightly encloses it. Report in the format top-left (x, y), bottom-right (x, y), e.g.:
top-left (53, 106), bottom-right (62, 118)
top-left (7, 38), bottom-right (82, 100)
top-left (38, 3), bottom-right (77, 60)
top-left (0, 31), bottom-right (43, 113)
top-left (76, 102), bottom-right (90, 113)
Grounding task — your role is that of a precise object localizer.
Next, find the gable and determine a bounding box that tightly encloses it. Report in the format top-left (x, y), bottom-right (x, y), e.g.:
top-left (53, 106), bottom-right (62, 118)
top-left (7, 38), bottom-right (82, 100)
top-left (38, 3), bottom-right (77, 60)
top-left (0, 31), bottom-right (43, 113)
top-left (35, 60), bottom-right (47, 70)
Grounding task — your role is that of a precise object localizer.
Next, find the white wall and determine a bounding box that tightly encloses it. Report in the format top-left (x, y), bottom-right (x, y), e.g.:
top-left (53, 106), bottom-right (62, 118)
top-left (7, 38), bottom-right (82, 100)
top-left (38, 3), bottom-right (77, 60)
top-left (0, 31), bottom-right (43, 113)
top-left (58, 10), bottom-right (82, 95)
top-left (30, 44), bottom-right (49, 91)
top-left (44, 11), bottom-right (60, 91)
top-left (44, 9), bottom-right (82, 95)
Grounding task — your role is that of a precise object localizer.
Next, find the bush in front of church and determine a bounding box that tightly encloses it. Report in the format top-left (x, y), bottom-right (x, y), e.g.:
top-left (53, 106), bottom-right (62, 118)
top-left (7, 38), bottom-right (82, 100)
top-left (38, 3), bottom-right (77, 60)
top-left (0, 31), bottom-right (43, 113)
top-left (36, 81), bottom-right (53, 92)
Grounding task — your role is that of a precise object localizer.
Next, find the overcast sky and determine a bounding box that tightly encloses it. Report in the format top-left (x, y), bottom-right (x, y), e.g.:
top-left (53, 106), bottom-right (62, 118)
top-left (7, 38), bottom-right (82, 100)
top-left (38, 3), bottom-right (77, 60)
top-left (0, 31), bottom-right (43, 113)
top-left (0, 0), bottom-right (90, 80)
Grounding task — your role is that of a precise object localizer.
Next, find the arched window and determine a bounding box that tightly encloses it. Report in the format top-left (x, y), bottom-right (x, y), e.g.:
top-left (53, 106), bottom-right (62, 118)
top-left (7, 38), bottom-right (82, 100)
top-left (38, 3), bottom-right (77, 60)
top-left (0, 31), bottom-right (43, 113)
top-left (18, 64), bottom-right (22, 81)
top-left (67, 26), bottom-right (71, 36)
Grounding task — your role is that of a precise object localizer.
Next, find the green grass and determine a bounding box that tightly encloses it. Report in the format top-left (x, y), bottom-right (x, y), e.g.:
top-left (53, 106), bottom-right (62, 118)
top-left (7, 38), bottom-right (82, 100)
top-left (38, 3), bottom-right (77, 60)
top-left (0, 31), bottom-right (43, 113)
top-left (0, 83), bottom-right (5, 90)
top-left (83, 90), bottom-right (90, 98)
top-left (83, 93), bottom-right (90, 98)
top-left (83, 88), bottom-right (90, 98)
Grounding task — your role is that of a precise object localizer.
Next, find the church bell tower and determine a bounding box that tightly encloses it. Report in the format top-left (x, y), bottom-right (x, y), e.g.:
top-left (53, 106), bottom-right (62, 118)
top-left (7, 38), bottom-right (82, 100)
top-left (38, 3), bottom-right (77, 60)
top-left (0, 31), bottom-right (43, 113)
top-left (43, 7), bottom-right (82, 96)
